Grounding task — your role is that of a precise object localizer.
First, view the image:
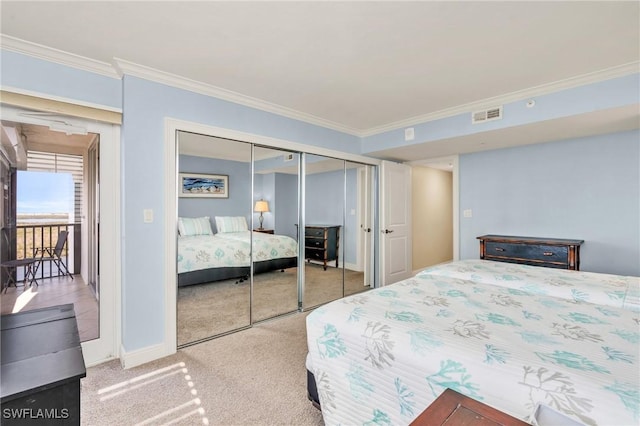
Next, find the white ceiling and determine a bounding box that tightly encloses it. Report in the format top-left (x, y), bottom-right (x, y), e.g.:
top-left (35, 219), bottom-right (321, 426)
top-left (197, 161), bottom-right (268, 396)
top-left (1, 1), bottom-right (639, 163)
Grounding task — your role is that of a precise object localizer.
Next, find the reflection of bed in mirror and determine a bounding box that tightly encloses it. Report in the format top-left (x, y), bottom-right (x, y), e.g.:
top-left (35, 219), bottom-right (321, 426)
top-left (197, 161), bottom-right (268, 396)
top-left (177, 216), bottom-right (298, 287)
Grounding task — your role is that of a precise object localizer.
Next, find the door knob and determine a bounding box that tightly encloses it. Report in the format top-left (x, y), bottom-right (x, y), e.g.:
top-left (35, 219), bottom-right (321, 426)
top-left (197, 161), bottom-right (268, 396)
top-left (383, 229), bottom-right (394, 234)
top-left (363, 228), bottom-right (371, 233)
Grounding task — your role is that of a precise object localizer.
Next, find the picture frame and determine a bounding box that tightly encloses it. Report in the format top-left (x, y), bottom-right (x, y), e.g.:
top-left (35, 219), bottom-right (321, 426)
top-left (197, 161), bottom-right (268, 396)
top-left (179, 173), bottom-right (229, 198)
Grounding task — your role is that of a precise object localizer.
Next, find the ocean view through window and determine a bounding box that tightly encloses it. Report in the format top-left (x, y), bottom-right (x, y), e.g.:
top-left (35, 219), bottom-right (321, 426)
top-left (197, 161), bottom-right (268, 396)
top-left (15, 171), bottom-right (77, 275)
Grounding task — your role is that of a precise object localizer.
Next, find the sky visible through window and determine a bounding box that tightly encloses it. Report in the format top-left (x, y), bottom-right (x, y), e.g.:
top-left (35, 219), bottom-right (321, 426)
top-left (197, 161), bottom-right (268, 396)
top-left (17, 171), bottom-right (74, 214)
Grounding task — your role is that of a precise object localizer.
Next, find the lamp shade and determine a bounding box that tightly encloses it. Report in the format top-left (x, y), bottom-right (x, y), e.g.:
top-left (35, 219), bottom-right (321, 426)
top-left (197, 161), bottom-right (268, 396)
top-left (254, 200), bottom-right (269, 213)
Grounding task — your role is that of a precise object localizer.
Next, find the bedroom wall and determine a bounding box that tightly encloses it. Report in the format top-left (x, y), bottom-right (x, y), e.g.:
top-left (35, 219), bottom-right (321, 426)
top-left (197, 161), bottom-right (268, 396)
top-left (0, 50), bottom-right (122, 109)
top-left (361, 73), bottom-right (639, 155)
top-left (3, 47), bottom-right (637, 362)
top-left (305, 168), bottom-right (358, 265)
top-left (255, 172), bottom-right (275, 230)
top-left (274, 173), bottom-right (298, 239)
top-left (178, 155), bottom-right (252, 231)
top-left (459, 129), bottom-right (640, 276)
top-left (412, 166), bottom-right (453, 271)
top-left (120, 75), bottom-right (361, 352)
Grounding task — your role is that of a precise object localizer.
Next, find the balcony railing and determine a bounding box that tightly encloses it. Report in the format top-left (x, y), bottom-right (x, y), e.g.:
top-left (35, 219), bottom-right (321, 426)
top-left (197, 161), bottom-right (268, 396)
top-left (2, 223), bottom-right (81, 282)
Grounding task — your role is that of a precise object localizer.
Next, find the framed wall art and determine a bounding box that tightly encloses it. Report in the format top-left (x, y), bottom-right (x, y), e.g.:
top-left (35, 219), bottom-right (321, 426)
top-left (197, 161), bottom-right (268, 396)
top-left (179, 173), bottom-right (229, 198)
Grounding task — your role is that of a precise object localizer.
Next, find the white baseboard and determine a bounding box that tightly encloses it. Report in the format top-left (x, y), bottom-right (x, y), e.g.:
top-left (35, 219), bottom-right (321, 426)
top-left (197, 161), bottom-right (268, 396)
top-left (120, 342), bottom-right (174, 369)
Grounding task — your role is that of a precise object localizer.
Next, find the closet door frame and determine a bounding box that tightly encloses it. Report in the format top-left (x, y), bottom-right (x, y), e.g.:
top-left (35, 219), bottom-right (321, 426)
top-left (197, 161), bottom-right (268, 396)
top-left (163, 118), bottom-right (380, 357)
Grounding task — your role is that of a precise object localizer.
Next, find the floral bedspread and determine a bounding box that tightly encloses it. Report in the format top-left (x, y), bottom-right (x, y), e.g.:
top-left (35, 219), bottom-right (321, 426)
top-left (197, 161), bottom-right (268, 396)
top-left (419, 260), bottom-right (640, 312)
top-left (306, 272), bottom-right (640, 425)
top-left (177, 231), bottom-right (297, 273)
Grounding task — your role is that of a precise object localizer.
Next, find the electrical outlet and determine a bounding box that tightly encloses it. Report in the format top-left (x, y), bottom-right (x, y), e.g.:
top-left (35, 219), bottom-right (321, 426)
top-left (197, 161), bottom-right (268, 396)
top-left (463, 209), bottom-right (472, 218)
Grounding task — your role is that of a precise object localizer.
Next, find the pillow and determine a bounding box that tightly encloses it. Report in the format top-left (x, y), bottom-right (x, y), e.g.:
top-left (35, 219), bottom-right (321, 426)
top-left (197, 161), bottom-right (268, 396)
top-left (215, 216), bottom-right (248, 233)
top-left (178, 216), bottom-right (213, 236)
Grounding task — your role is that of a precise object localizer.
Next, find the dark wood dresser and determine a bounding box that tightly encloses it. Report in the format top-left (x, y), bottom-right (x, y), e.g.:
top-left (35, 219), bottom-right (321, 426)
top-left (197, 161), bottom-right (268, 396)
top-left (411, 389), bottom-right (529, 425)
top-left (304, 225), bottom-right (340, 270)
top-left (1, 304), bottom-right (86, 425)
top-left (477, 234), bottom-right (584, 270)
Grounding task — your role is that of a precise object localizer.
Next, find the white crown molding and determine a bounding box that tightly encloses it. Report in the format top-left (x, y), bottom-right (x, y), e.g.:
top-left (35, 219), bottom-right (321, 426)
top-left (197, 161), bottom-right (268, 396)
top-left (0, 34), bottom-right (119, 79)
top-left (2, 34), bottom-right (637, 138)
top-left (361, 61), bottom-right (640, 137)
top-left (112, 57), bottom-right (361, 136)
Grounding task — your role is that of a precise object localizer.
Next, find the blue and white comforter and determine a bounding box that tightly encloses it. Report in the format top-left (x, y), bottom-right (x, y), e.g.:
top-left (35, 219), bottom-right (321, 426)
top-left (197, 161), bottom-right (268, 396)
top-left (306, 273), bottom-right (640, 425)
top-left (419, 260), bottom-right (640, 312)
top-left (177, 231), bottom-right (297, 273)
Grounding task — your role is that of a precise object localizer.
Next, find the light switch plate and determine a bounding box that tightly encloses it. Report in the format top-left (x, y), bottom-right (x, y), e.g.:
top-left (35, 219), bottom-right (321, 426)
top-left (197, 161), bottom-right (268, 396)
top-left (463, 209), bottom-right (472, 218)
top-left (143, 209), bottom-right (154, 223)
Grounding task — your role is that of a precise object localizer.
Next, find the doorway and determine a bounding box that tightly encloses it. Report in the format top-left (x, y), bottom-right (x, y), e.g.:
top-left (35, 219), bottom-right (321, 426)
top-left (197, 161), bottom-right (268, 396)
top-left (0, 105), bottom-right (120, 366)
top-left (410, 157), bottom-right (457, 272)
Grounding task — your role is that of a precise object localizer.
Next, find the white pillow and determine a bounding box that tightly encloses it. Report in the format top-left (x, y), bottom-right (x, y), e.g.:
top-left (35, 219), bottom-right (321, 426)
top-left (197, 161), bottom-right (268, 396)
top-left (178, 216), bottom-right (213, 236)
top-left (215, 216), bottom-right (248, 233)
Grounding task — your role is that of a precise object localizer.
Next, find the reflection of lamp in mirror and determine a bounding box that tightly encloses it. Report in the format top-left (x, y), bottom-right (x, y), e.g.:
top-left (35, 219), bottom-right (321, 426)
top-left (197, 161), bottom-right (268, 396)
top-left (254, 199), bottom-right (269, 230)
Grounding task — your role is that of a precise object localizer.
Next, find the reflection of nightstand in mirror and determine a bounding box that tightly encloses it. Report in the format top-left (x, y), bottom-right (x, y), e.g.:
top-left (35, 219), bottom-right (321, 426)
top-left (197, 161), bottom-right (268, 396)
top-left (254, 229), bottom-right (274, 234)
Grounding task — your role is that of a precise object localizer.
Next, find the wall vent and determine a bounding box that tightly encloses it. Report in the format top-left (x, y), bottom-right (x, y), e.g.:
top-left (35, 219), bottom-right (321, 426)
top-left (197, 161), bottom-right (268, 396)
top-left (471, 106), bottom-right (503, 124)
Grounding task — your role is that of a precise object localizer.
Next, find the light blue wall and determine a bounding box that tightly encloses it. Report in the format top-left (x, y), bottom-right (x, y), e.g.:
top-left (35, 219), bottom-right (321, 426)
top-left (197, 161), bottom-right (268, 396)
top-left (121, 75), bottom-right (360, 351)
top-left (274, 173), bottom-right (299, 239)
top-left (362, 74), bottom-right (639, 155)
top-left (3, 47), bottom-right (638, 356)
top-left (305, 168), bottom-right (358, 264)
top-left (255, 173), bottom-right (275, 230)
top-left (178, 155), bottom-right (252, 232)
top-left (0, 50), bottom-right (122, 109)
top-left (459, 130), bottom-right (640, 276)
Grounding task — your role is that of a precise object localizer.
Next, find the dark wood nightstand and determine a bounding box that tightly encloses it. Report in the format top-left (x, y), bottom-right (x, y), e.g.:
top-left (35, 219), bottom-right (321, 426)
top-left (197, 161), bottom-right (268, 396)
top-left (410, 389), bottom-right (529, 426)
top-left (253, 229), bottom-right (274, 234)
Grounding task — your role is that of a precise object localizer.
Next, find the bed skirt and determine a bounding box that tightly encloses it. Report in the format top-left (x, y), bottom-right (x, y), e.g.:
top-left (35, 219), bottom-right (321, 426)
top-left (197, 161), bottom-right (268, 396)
top-left (178, 256), bottom-right (298, 287)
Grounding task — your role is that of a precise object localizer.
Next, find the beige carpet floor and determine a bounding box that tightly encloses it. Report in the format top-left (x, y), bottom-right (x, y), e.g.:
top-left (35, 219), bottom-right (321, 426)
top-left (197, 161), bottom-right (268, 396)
top-left (178, 264), bottom-right (368, 346)
top-left (82, 312), bottom-right (324, 426)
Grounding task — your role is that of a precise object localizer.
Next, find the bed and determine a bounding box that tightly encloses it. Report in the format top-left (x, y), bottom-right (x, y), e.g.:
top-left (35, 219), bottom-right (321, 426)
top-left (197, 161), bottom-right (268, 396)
top-left (305, 261), bottom-right (640, 425)
top-left (420, 259), bottom-right (639, 312)
top-left (177, 216), bottom-right (298, 287)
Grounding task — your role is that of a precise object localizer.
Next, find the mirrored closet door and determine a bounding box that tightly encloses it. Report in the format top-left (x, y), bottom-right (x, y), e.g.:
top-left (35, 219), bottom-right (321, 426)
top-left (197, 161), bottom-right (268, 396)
top-left (251, 146), bottom-right (300, 322)
top-left (176, 133), bottom-right (252, 346)
top-left (175, 131), bottom-right (379, 347)
top-left (302, 154), bottom-right (346, 308)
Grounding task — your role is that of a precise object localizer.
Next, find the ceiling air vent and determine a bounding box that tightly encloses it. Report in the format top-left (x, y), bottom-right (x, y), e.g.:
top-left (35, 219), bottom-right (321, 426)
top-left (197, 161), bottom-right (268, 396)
top-left (471, 106), bottom-right (503, 124)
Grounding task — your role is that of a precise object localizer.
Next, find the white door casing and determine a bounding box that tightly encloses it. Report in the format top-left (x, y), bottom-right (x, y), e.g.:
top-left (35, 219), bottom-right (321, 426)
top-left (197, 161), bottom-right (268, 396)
top-left (358, 166), bottom-right (374, 285)
top-left (0, 105), bottom-right (121, 366)
top-left (380, 160), bottom-right (412, 285)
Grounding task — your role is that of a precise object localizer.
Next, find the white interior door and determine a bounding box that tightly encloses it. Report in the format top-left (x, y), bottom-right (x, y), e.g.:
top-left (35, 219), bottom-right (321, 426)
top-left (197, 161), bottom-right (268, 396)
top-left (380, 160), bottom-right (412, 285)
